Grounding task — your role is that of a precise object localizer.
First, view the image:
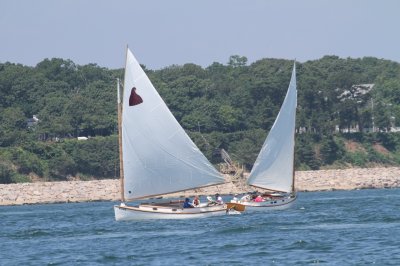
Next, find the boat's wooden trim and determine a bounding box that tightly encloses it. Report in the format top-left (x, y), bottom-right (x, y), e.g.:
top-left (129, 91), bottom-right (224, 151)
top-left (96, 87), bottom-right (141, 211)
top-left (226, 203), bottom-right (246, 212)
top-left (142, 199), bottom-right (183, 205)
top-left (116, 204), bottom-right (229, 215)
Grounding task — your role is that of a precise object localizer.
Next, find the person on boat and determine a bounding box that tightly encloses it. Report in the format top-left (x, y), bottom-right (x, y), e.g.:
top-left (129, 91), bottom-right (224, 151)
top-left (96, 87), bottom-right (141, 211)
top-left (206, 196), bottom-right (217, 206)
top-left (261, 193), bottom-right (272, 200)
top-left (216, 193), bottom-right (224, 205)
top-left (231, 194), bottom-right (239, 203)
top-left (192, 196), bottom-right (200, 207)
top-left (254, 195), bottom-right (264, 202)
top-left (240, 194), bottom-right (251, 202)
top-left (183, 198), bottom-right (194, 208)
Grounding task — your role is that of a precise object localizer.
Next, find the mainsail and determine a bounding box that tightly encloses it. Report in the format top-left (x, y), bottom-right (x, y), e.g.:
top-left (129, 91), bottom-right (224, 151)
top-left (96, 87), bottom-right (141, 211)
top-left (247, 63), bottom-right (297, 193)
top-left (121, 49), bottom-right (224, 200)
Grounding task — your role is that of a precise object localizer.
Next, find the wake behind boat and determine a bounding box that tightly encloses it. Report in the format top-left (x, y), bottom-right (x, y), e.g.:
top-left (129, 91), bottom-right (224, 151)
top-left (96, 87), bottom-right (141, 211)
top-left (114, 48), bottom-right (244, 220)
top-left (231, 63), bottom-right (298, 211)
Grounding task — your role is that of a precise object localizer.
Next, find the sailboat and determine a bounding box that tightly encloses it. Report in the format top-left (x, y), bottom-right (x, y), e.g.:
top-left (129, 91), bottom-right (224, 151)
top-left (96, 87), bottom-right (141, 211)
top-left (234, 63), bottom-right (297, 211)
top-left (114, 48), bottom-right (245, 220)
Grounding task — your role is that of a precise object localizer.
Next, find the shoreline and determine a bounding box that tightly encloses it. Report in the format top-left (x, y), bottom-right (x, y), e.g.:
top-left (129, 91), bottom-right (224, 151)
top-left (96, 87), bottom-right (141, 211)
top-left (1, 167), bottom-right (399, 206)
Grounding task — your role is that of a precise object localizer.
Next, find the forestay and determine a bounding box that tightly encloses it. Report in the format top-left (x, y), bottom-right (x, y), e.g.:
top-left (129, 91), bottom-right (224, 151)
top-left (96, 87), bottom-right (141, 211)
top-left (121, 49), bottom-right (224, 200)
top-left (247, 64), bottom-right (297, 193)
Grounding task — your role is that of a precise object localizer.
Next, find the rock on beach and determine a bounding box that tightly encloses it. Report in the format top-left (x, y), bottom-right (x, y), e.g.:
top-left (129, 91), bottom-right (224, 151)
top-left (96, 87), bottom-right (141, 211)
top-left (0, 167), bottom-right (399, 206)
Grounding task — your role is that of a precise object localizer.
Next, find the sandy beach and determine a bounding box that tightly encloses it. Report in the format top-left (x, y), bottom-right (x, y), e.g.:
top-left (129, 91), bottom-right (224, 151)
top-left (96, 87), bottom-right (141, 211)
top-left (1, 167), bottom-right (399, 206)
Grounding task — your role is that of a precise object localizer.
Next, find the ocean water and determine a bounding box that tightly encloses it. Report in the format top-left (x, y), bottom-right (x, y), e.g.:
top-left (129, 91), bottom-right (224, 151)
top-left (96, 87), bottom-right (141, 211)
top-left (1, 189), bottom-right (400, 265)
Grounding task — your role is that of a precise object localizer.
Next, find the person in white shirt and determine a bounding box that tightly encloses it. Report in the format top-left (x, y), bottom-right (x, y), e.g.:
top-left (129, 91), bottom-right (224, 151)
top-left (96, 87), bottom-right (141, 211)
top-left (215, 193), bottom-right (224, 204)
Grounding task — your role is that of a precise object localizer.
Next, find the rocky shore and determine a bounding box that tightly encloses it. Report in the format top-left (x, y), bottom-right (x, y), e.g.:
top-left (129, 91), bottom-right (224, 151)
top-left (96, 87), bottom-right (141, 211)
top-left (1, 167), bottom-right (399, 206)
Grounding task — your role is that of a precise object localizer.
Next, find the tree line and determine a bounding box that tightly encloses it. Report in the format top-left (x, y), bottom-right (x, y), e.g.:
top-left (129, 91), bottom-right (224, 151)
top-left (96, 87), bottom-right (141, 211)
top-left (1, 55), bottom-right (400, 183)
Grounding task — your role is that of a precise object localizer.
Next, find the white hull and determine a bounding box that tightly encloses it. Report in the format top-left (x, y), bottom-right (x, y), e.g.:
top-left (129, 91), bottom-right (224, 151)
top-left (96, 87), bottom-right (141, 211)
top-left (235, 194), bottom-right (296, 212)
top-left (114, 203), bottom-right (238, 221)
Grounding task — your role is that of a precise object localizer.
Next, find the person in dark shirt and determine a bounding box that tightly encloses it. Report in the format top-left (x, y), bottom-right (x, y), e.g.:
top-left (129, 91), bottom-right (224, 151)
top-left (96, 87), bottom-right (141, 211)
top-left (183, 198), bottom-right (194, 208)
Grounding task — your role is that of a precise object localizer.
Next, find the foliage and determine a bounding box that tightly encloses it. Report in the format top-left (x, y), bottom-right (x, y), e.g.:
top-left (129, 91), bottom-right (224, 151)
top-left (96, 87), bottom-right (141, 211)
top-left (296, 135), bottom-right (321, 170)
top-left (11, 147), bottom-right (46, 176)
top-left (62, 136), bottom-right (119, 178)
top-left (319, 136), bottom-right (343, 164)
top-left (0, 151), bottom-right (32, 183)
top-left (0, 161), bottom-right (15, 184)
top-left (1, 55), bottom-right (400, 183)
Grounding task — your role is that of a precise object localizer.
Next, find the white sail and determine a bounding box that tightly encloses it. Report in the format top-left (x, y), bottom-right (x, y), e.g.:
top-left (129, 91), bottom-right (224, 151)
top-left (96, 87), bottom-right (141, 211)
top-left (121, 49), bottom-right (224, 200)
top-left (247, 63), bottom-right (297, 193)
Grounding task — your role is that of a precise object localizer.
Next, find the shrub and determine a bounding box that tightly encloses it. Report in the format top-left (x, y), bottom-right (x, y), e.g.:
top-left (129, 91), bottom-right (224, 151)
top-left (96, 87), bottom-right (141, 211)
top-left (343, 152), bottom-right (368, 167)
top-left (11, 148), bottom-right (46, 176)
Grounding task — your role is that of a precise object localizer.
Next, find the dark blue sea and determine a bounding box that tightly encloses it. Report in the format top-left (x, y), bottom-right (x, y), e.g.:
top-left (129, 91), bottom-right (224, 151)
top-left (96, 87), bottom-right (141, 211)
top-left (1, 188), bottom-right (400, 265)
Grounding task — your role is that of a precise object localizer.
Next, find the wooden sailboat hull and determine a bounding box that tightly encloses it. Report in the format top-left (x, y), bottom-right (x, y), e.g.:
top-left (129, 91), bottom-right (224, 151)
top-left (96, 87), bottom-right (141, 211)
top-left (236, 194), bottom-right (296, 211)
top-left (114, 203), bottom-right (245, 221)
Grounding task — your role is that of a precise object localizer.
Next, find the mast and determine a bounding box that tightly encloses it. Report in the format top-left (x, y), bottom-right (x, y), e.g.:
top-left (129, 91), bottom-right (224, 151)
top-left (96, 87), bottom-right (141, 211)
top-left (291, 61), bottom-right (297, 194)
top-left (291, 149), bottom-right (295, 193)
top-left (117, 77), bottom-right (125, 202)
top-left (291, 124), bottom-right (296, 193)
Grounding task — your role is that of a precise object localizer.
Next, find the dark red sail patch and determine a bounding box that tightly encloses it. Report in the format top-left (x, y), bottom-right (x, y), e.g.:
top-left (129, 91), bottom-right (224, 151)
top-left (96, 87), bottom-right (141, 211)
top-left (129, 87), bottom-right (143, 106)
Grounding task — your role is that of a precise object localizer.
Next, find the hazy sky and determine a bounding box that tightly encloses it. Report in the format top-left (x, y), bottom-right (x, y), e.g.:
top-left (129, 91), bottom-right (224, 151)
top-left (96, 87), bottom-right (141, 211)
top-left (1, 0), bottom-right (399, 70)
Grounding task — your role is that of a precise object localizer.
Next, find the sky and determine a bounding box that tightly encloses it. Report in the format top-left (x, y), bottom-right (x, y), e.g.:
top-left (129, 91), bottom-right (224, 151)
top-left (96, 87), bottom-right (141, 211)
top-left (1, 0), bottom-right (399, 70)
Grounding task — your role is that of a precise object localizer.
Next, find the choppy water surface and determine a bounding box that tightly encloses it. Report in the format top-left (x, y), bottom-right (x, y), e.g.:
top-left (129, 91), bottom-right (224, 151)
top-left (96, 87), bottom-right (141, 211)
top-left (1, 189), bottom-right (400, 265)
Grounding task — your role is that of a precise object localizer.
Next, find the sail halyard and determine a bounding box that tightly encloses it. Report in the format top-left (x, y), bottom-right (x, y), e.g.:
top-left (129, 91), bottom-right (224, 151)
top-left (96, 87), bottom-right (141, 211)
top-left (121, 48), bottom-right (225, 201)
top-left (247, 63), bottom-right (297, 193)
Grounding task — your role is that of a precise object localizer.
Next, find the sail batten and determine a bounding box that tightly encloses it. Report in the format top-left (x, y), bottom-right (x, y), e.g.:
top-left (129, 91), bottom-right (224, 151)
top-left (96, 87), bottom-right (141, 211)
top-left (247, 63), bottom-right (297, 193)
top-left (121, 49), bottom-right (224, 200)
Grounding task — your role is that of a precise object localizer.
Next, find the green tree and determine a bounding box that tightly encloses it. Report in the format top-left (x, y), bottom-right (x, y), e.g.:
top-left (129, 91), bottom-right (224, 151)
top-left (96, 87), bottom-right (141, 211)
top-left (0, 107), bottom-right (27, 146)
top-left (320, 136), bottom-right (342, 164)
top-left (228, 55), bottom-right (248, 67)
